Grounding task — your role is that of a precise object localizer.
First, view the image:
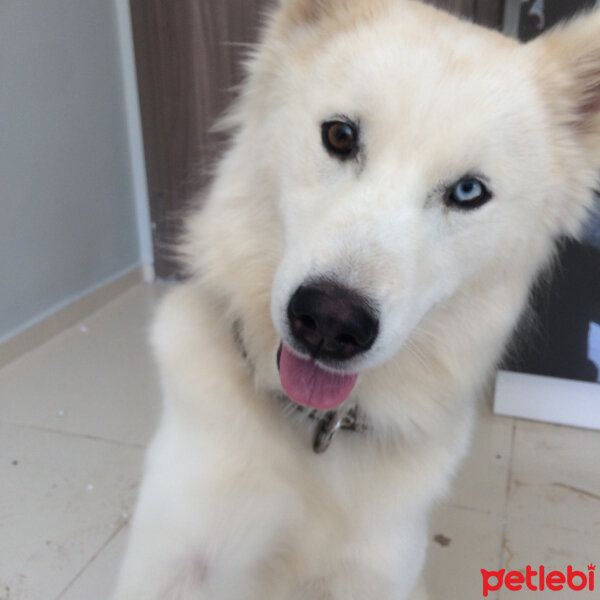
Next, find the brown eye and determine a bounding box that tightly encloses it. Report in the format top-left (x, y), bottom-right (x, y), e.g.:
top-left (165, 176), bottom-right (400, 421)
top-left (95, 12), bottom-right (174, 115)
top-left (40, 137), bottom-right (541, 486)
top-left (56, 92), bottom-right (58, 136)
top-left (322, 120), bottom-right (358, 158)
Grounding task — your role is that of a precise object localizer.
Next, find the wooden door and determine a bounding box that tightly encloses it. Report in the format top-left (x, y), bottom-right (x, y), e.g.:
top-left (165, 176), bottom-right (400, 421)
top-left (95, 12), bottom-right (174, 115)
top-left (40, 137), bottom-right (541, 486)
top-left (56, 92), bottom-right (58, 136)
top-left (130, 0), bottom-right (504, 278)
top-left (130, 0), bottom-right (267, 278)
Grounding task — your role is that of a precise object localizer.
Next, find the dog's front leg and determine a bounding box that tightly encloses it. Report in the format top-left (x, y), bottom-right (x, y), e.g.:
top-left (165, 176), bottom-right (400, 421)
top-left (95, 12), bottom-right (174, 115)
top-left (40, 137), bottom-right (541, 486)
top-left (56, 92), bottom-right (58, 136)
top-left (293, 569), bottom-right (428, 600)
top-left (113, 286), bottom-right (302, 599)
top-left (293, 528), bottom-right (429, 600)
top-left (112, 412), bottom-right (300, 600)
top-left (112, 417), bottom-right (218, 600)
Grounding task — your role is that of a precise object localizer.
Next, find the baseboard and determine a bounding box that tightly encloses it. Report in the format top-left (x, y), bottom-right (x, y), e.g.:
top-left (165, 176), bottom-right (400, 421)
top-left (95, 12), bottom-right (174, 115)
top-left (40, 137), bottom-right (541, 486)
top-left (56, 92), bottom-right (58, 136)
top-left (493, 370), bottom-right (600, 431)
top-left (141, 263), bottom-right (155, 283)
top-left (0, 266), bottom-right (146, 369)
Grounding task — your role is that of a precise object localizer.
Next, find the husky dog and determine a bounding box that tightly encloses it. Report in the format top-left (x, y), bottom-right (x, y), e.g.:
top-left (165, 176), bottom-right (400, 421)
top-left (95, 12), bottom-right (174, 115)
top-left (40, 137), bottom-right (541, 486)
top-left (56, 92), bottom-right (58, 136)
top-left (114, 1), bottom-right (600, 598)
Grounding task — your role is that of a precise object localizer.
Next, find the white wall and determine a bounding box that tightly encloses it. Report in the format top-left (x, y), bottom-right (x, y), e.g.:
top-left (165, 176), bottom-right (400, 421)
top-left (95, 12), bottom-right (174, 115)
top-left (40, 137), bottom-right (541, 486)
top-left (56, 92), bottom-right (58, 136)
top-left (0, 0), bottom-right (151, 342)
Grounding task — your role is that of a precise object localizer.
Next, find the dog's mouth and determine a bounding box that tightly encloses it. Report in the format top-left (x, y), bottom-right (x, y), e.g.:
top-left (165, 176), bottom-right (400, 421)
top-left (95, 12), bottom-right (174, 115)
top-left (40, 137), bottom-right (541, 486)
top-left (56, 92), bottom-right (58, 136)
top-left (276, 344), bottom-right (358, 410)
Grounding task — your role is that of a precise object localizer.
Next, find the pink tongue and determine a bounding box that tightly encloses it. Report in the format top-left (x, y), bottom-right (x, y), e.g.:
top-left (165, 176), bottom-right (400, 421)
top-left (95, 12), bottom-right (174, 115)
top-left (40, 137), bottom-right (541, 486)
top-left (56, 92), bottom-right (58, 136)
top-left (279, 345), bottom-right (357, 411)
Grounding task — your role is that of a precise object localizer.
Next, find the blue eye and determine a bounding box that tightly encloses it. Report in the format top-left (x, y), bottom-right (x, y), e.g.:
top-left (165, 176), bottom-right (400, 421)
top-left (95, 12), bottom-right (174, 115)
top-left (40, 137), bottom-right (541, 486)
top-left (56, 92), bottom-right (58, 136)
top-left (447, 177), bottom-right (491, 209)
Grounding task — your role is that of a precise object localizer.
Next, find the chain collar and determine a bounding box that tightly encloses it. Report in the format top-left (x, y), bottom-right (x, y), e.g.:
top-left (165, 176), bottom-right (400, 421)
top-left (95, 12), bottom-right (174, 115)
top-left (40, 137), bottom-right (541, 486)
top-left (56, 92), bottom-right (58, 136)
top-left (311, 406), bottom-right (368, 454)
top-left (278, 398), bottom-right (369, 454)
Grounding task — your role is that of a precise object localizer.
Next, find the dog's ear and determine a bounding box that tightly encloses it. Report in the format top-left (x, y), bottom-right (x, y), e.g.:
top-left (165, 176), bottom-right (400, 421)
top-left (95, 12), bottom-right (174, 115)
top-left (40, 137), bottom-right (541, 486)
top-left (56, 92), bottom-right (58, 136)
top-left (532, 10), bottom-right (600, 160)
top-left (277, 0), bottom-right (327, 25)
top-left (276, 0), bottom-right (392, 28)
top-left (528, 10), bottom-right (600, 237)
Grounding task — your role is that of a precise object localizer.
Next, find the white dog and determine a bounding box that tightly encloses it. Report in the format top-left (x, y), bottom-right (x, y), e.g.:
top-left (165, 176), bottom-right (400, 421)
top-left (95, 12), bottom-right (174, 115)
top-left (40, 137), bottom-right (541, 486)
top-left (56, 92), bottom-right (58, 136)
top-left (114, 1), bottom-right (600, 598)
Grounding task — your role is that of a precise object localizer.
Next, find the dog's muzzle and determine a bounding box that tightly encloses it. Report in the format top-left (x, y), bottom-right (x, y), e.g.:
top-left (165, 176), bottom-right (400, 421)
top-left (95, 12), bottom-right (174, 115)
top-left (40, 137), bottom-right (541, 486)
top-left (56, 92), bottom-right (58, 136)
top-left (286, 279), bottom-right (379, 362)
top-left (276, 278), bottom-right (379, 413)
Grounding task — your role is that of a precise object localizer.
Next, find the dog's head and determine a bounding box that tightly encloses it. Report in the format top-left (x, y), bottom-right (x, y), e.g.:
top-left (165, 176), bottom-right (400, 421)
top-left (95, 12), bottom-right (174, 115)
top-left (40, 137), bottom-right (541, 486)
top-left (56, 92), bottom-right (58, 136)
top-left (189, 0), bottom-right (600, 412)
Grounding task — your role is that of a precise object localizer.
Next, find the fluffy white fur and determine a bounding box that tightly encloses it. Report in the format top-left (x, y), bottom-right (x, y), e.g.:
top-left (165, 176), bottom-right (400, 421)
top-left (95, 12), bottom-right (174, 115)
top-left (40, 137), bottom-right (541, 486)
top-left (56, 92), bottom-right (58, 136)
top-left (114, 1), bottom-right (600, 598)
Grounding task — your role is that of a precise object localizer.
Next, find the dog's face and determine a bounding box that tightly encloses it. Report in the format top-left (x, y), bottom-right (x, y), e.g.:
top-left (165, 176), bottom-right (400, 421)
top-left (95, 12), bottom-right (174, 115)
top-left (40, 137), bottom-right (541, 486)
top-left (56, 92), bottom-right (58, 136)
top-left (189, 1), bottom-right (600, 411)
top-left (269, 10), bottom-right (544, 382)
top-left (257, 1), bottom-right (600, 410)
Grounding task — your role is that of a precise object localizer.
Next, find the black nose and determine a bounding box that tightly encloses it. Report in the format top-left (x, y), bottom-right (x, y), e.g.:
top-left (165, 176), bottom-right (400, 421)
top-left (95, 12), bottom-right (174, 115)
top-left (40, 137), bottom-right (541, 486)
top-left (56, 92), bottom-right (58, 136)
top-left (287, 280), bottom-right (379, 361)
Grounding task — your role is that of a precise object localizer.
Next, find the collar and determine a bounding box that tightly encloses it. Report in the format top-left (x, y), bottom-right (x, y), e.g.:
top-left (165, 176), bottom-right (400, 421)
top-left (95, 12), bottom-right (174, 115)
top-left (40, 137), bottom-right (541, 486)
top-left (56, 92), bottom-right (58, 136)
top-left (310, 406), bottom-right (368, 454)
top-left (277, 395), bottom-right (369, 454)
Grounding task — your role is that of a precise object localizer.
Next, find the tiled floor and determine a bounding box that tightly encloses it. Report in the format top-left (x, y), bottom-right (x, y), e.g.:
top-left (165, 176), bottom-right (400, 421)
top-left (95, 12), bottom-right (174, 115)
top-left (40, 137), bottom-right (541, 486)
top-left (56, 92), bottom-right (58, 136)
top-left (1, 283), bottom-right (598, 600)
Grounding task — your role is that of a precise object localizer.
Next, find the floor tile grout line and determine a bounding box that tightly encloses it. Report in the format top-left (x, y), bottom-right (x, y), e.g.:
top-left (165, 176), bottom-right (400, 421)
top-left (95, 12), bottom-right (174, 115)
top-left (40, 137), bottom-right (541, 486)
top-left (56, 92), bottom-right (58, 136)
top-left (441, 502), bottom-right (495, 517)
top-left (1, 420), bottom-right (147, 450)
top-left (498, 418), bottom-right (518, 573)
top-left (54, 519), bottom-right (130, 600)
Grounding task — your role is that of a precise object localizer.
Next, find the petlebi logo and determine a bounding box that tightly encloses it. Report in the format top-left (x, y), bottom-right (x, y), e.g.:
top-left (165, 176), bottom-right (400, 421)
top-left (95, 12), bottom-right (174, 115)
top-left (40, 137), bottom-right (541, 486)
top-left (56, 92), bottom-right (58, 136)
top-left (481, 564), bottom-right (596, 596)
